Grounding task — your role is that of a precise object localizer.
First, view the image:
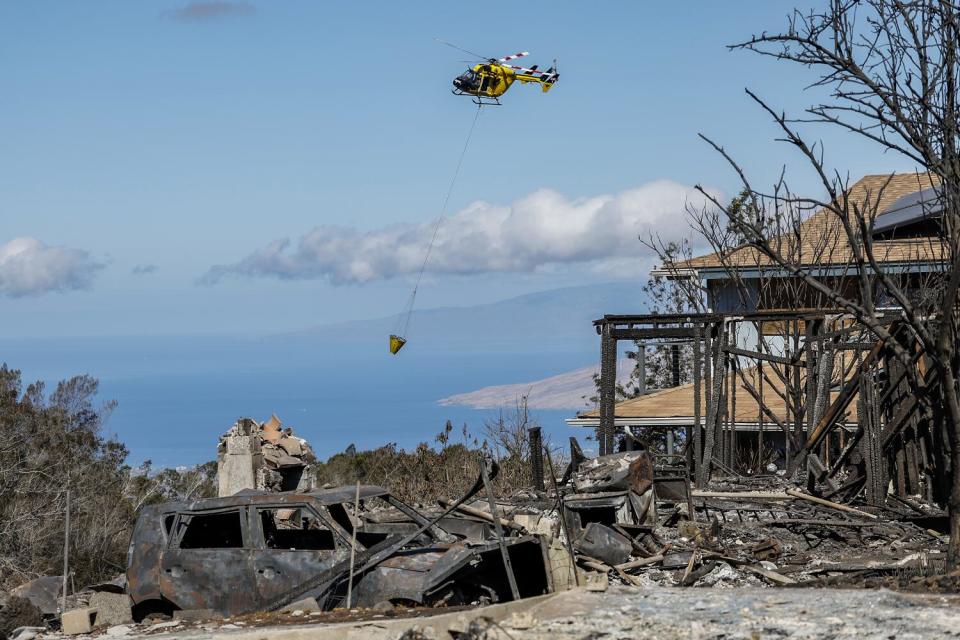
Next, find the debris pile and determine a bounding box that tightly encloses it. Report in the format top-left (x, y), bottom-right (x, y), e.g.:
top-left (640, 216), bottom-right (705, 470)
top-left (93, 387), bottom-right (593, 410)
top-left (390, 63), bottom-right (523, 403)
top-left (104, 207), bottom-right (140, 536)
top-left (5, 435), bottom-right (952, 639)
top-left (216, 414), bottom-right (316, 496)
top-left (414, 446), bottom-right (947, 593)
top-left (545, 448), bottom-right (948, 591)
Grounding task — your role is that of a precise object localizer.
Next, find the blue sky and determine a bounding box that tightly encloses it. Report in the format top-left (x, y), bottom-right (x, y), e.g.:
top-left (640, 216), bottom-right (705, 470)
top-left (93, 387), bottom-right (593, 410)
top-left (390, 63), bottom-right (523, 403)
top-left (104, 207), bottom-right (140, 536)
top-left (0, 1), bottom-right (920, 339)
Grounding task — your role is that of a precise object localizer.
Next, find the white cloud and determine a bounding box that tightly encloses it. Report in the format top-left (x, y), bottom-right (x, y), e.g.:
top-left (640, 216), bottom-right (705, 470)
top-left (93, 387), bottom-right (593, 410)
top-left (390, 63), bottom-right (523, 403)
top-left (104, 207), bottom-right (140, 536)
top-left (202, 180), bottom-right (720, 285)
top-left (0, 237), bottom-right (104, 297)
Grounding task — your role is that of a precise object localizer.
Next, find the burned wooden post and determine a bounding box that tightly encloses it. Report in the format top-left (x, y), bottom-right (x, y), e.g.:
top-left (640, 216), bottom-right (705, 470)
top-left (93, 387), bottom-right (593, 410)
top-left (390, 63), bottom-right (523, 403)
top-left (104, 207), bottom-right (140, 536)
top-left (757, 326), bottom-right (764, 462)
top-left (700, 322), bottom-right (724, 487)
top-left (799, 317), bottom-right (818, 474)
top-left (722, 321), bottom-right (732, 469)
top-left (480, 458), bottom-right (520, 601)
top-left (693, 322), bottom-right (703, 484)
top-left (599, 320), bottom-right (617, 456)
top-left (671, 343), bottom-right (681, 387)
top-left (728, 324), bottom-right (740, 470)
top-left (528, 426), bottom-right (545, 492)
top-left (859, 372), bottom-right (885, 504)
top-left (637, 342), bottom-right (647, 397)
top-left (545, 450), bottom-right (580, 587)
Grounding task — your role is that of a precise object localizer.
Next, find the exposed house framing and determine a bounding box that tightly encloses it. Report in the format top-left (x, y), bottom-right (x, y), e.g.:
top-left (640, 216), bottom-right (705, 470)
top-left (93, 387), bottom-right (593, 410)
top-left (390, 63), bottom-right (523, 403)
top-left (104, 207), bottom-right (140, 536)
top-left (568, 174), bottom-right (953, 505)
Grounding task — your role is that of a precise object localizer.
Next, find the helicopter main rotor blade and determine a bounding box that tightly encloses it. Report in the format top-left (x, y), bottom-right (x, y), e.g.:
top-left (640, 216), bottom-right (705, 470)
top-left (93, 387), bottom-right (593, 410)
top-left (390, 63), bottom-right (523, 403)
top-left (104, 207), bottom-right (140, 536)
top-left (434, 38), bottom-right (488, 61)
top-left (498, 51), bottom-right (529, 63)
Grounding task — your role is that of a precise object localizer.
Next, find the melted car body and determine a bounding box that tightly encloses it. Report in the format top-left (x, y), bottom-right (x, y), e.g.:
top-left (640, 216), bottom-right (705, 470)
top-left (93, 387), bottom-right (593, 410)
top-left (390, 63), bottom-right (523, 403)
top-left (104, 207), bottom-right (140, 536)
top-left (126, 486), bottom-right (551, 617)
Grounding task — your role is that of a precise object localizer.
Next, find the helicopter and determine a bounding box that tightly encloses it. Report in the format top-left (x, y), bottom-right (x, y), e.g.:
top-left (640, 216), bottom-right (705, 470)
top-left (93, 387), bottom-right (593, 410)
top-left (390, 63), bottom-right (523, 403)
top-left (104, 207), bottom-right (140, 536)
top-left (439, 40), bottom-right (559, 105)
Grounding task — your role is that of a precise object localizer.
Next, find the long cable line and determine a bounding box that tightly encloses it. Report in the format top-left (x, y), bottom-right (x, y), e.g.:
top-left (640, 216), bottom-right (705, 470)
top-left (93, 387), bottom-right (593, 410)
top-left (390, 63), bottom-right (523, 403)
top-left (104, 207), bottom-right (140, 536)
top-left (392, 104), bottom-right (483, 350)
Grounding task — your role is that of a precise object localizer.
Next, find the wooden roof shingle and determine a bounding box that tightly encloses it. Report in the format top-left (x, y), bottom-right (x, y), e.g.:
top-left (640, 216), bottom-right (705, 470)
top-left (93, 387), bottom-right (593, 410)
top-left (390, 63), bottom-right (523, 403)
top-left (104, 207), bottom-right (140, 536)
top-left (675, 173), bottom-right (944, 272)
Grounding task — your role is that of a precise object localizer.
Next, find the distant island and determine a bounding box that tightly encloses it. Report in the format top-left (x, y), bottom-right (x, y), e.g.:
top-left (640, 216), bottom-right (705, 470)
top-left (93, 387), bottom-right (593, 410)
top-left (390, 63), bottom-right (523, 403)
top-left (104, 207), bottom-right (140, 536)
top-left (438, 359), bottom-right (631, 410)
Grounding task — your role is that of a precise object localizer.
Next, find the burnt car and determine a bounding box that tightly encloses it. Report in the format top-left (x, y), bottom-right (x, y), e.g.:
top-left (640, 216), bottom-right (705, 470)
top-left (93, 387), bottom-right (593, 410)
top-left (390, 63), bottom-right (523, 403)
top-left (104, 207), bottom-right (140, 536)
top-left (127, 486), bottom-right (552, 617)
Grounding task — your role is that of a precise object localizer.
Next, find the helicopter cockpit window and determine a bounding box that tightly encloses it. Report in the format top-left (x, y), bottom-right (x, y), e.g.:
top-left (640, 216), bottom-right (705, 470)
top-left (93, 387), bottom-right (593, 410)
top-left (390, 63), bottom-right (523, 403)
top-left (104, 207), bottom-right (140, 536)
top-left (455, 70), bottom-right (479, 90)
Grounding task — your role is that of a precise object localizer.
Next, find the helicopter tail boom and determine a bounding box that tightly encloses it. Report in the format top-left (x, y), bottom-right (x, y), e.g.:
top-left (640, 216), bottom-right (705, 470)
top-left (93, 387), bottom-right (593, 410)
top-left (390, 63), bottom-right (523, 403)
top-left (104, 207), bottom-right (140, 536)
top-left (513, 60), bottom-right (558, 92)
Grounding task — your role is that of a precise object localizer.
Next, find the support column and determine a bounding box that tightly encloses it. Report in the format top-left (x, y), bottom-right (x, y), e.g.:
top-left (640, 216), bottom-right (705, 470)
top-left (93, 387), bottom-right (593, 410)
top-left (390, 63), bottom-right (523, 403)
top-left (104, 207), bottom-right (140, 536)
top-left (728, 322), bottom-right (737, 469)
top-left (599, 321), bottom-right (617, 456)
top-left (671, 344), bottom-right (681, 388)
top-left (637, 342), bottom-right (647, 397)
top-left (528, 426), bottom-right (544, 491)
top-left (692, 323), bottom-right (703, 483)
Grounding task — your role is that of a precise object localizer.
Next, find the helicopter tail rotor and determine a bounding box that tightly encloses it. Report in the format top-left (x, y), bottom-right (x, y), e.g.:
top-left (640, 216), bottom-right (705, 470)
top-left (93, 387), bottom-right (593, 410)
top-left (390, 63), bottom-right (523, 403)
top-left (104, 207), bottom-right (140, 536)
top-left (510, 58), bottom-right (559, 92)
top-left (541, 59), bottom-right (559, 91)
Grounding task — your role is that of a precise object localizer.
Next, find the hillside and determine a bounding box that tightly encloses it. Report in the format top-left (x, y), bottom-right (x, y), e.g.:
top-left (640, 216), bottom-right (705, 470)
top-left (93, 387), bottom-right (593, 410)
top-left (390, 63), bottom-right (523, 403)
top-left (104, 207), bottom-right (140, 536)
top-left (285, 280), bottom-right (649, 354)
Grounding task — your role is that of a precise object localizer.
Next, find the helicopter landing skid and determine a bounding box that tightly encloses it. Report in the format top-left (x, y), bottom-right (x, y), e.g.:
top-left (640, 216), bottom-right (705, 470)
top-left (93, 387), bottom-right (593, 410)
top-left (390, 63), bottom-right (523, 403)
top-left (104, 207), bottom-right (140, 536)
top-left (452, 89), bottom-right (500, 106)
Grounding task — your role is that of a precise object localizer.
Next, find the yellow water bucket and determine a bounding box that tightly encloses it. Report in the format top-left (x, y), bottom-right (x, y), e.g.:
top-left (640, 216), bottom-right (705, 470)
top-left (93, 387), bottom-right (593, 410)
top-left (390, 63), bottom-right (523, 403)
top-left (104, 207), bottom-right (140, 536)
top-left (389, 334), bottom-right (407, 355)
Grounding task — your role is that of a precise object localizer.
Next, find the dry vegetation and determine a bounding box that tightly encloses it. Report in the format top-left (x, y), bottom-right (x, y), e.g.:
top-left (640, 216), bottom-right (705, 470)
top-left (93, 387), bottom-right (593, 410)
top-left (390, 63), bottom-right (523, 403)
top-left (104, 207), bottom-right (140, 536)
top-left (313, 399), bottom-right (554, 505)
top-left (0, 365), bottom-right (216, 593)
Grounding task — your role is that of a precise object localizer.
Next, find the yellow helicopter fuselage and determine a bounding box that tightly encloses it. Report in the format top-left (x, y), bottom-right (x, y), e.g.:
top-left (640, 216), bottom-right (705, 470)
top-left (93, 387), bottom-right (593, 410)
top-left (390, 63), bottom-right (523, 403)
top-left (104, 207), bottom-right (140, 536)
top-left (452, 63), bottom-right (554, 101)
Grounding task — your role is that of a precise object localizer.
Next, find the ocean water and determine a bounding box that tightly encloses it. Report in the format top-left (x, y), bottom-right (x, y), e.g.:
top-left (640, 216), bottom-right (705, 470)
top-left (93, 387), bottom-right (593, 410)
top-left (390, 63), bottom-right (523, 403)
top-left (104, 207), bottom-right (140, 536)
top-left (1, 334), bottom-right (597, 466)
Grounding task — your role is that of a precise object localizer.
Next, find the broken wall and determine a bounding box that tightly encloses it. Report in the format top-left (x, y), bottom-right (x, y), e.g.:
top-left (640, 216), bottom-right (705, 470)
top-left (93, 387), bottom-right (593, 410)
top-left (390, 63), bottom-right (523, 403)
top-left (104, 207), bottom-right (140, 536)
top-left (216, 415), bottom-right (316, 497)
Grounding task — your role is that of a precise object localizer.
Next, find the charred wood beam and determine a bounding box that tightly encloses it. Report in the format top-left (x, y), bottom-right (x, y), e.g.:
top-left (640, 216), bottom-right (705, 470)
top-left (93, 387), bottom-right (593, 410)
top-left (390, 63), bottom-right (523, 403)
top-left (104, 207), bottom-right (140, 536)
top-left (610, 327), bottom-right (696, 340)
top-left (528, 426), bottom-right (544, 492)
top-left (599, 322), bottom-right (616, 456)
top-left (480, 458), bottom-right (520, 601)
top-left (560, 437), bottom-right (586, 486)
top-left (860, 375), bottom-right (885, 505)
top-left (671, 344), bottom-right (681, 387)
top-left (699, 323), bottom-right (725, 486)
top-left (835, 342), bottom-right (891, 351)
top-left (784, 488), bottom-right (878, 520)
top-left (692, 323), bottom-right (703, 484)
top-left (593, 313), bottom-right (721, 327)
top-left (805, 339), bottom-right (885, 451)
top-left (806, 453), bottom-right (839, 493)
top-left (880, 369), bottom-right (939, 450)
top-left (826, 426), bottom-right (863, 479)
top-left (814, 325), bottom-right (862, 342)
top-left (738, 518), bottom-right (877, 528)
top-left (723, 345), bottom-right (804, 366)
top-left (729, 329), bottom-right (737, 469)
top-left (757, 334), bottom-right (765, 454)
top-left (821, 474), bottom-right (866, 501)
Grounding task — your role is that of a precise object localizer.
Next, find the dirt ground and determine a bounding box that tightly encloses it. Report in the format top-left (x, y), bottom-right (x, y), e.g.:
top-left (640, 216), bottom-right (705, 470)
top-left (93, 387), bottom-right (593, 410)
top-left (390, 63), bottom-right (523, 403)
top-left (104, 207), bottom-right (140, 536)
top-left (35, 586), bottom-right (960, 640)
top-left (480, 586), bottom-right (960, 640)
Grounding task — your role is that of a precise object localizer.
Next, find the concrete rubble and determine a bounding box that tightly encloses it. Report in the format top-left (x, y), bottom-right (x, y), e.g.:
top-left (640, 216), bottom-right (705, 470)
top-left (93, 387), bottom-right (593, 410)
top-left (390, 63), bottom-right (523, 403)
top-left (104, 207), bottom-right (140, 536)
top-left (217, 414), bottom-right (316, 497)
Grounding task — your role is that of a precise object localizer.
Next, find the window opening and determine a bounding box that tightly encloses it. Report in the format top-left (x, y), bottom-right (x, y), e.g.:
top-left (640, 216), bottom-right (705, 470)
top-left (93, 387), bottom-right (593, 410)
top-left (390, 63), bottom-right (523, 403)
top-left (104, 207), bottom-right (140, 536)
top-left (258, 507), bottom-right (336, 551)
top-left (327, 501), bottom-right (391, 548)
top-left (177, 511), bottom-right (244, 549)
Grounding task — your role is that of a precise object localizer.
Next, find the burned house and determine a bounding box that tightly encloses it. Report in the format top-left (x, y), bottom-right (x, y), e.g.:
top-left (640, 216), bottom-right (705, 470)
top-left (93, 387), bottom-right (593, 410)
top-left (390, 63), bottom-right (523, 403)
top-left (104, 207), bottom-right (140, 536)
top-left (568, 173), bottom-right (953, 506)
top-left (217, 415), bottom-right (316, 497)
top-left (673, 173), bottom-right (945, 313)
